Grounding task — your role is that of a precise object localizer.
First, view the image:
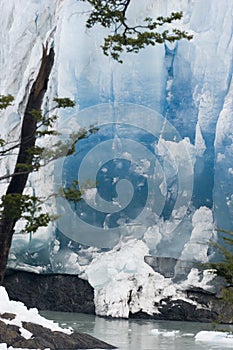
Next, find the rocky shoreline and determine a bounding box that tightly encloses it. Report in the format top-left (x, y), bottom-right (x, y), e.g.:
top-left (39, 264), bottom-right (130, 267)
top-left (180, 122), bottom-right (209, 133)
top-left (0, 285), bottom-right (116, 350)
top-left (3, 268), bottom-right (233, 324)
top-left (0, 317), bottom-right (116, 349)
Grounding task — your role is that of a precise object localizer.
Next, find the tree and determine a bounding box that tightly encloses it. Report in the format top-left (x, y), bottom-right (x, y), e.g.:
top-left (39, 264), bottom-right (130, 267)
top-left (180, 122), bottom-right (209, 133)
top-left (0, 47), bottom-right (57, 284)
top-left (0, 1), bottom-right (192, 285)
top-left (0, 47), bottom-right (85, 284)
top-left (207, 229), bottom-right (233, 309)
top-left (81, 0), bottom-right (193, 62)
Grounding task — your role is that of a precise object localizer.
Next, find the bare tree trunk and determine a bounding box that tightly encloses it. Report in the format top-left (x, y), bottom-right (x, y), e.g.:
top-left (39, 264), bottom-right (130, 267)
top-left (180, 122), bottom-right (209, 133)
top-left (0, 46), bottom-right (54, 285)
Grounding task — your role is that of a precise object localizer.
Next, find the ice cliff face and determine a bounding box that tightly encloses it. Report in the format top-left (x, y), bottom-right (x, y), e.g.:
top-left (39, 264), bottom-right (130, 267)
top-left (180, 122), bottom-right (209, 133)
top-left (1, 0), bottom-right (233, 317)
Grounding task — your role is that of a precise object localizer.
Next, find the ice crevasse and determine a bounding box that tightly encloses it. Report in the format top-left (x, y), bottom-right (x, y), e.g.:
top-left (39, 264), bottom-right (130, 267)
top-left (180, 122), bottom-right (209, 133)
top-left (0, 0), bottom-right (233, 317)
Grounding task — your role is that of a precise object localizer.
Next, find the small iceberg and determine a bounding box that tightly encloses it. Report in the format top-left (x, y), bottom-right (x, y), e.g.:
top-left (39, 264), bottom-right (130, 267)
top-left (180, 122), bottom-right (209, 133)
top-left (195, 331), bottom-right (233, 346)
top-left (150, 329), bottom-right (180, 337)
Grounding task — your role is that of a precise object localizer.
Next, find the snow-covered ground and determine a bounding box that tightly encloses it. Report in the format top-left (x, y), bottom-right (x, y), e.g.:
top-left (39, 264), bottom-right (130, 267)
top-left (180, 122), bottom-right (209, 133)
top-left (0, 286), bottom-right (72, 333)
top-left (0, 286), bottom-right (71, 350)
top-left (0, 345), bottom-right (48, 350)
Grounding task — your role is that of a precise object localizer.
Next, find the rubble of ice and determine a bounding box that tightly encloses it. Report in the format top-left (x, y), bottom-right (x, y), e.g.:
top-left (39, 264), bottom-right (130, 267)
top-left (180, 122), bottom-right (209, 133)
top-left (84, 239), bottom-right (216, 318)
top-left (1, 0), bottom-right (233, 317)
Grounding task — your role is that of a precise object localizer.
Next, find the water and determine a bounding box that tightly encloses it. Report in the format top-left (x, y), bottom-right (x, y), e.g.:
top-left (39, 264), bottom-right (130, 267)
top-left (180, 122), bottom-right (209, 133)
top-left (41, 311), bottom-right (233, 350)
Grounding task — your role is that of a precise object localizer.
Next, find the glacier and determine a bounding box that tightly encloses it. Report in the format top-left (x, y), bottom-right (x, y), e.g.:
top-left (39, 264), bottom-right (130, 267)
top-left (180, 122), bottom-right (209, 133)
top-left (1, 0), bottom-right (233, 318)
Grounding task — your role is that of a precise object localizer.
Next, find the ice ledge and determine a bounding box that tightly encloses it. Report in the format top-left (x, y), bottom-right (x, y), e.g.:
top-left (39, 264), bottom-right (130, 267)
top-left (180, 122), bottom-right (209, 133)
top-left (82, 240), bottom-right (228, 320)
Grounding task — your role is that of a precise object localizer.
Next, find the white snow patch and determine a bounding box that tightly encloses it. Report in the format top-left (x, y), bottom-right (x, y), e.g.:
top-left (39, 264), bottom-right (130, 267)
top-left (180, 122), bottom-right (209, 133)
top-left (0, 287), bottom-right (72, 335)
top-left (19, 327), bottom-right (33, 340)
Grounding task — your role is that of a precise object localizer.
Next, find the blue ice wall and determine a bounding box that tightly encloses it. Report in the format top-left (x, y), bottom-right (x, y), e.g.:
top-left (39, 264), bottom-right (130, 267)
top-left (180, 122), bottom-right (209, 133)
top-left (48, 0), bottom-right (233, 258)
top-left (1, 0), bottom-right (233, 271)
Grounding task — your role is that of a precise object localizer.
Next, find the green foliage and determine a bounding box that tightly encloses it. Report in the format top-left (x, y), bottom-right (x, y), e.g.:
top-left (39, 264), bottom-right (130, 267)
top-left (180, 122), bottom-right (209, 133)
top-left (0, 193), bottom-right (33, 221)
top-left (0, 96), bottom-right (14, 154)
top-left (0, 94), bottom-right (99, 237)
top-left (41, 128), bottom-right (87, 161)
top-left (27, 145), bottom-right (45, 171)
top-left (31, 109), bottom-right (58, 127)
top-left (221, 287), bottom-right (233, 305)
top-left (0, 193), bottom-right (57, 233)
top-left (82, 0), bottom-right (193, 62)
top-left (42, 125), bottom-right (97, 162)
top-left (60, 179), bottom-right (84, 202)
top-left (207, 229), bottom-right (233, 285)
top-left (0, 95), bottom-right (81, 235)
top-left (206, 229), bottom-right (233, 321)
top-left (53, 97), bottom-right (76, 108)
top-left (0, 94), bottom-right (14, 110)
top-left (60, 179), bottom-right (97, 202)
top-left (27, 99), bottom-right (77, 168)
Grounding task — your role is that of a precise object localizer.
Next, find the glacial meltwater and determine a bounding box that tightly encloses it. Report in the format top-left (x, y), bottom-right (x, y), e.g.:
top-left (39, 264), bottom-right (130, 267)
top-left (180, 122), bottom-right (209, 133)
top-left (41, 311), bottom-right (233, 350)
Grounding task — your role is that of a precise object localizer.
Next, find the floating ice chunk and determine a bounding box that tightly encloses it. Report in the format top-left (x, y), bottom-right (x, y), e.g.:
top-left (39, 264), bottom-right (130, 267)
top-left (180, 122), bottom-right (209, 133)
top-left (195, 331), bottom-right (233, 346)
top-left (150, 328), bottom-right (160, 335)
top-left (150, 329), bottom-right (180, 337)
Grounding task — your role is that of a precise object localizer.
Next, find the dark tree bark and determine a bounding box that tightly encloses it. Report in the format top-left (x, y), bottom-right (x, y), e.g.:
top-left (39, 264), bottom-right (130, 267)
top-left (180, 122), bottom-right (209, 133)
top-left (0, 46), bottom-right (54, 285)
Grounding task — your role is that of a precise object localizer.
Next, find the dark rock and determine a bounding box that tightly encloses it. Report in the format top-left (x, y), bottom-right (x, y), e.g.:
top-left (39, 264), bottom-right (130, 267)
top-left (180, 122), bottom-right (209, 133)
top-left (0, 320), bottom-right (116, 349)
top-left (156, 297), bottom-right (218, 322)
top-left (0, 320), bottom-right (22, 345)
top-left (0, 312), bottom-right (16, 320)
top-left (187, 289), bottom-right (233, 323)
top-left (129, 297), bottom-right (218, 323)
top-left (129, 289), bottom-right (233, 323)
top-left (3, 270), bottom-right (95, 313)
top-left (186, 286), bottom-right (215, 295)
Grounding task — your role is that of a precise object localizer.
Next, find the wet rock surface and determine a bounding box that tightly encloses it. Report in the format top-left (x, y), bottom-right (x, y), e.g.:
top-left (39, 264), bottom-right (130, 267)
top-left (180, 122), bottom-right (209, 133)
top-left (0, 319), bottom-right (116, 349)
top-left (3, 270), bottom-right (95, 314)
top-left (130, 290), bottom-right (233, 323)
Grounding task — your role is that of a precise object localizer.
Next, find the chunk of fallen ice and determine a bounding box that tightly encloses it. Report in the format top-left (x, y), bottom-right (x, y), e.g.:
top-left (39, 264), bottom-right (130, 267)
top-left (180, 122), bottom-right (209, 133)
top-left (150, 329), bottom-right (180, 337)
top-left (195, 330), bottom-right (233, 345)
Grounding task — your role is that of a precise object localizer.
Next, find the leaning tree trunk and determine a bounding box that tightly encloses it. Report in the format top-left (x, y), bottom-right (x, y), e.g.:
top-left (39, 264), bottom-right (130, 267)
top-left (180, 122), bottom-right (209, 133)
top-left (0, 46), bottom-right (54, 285)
